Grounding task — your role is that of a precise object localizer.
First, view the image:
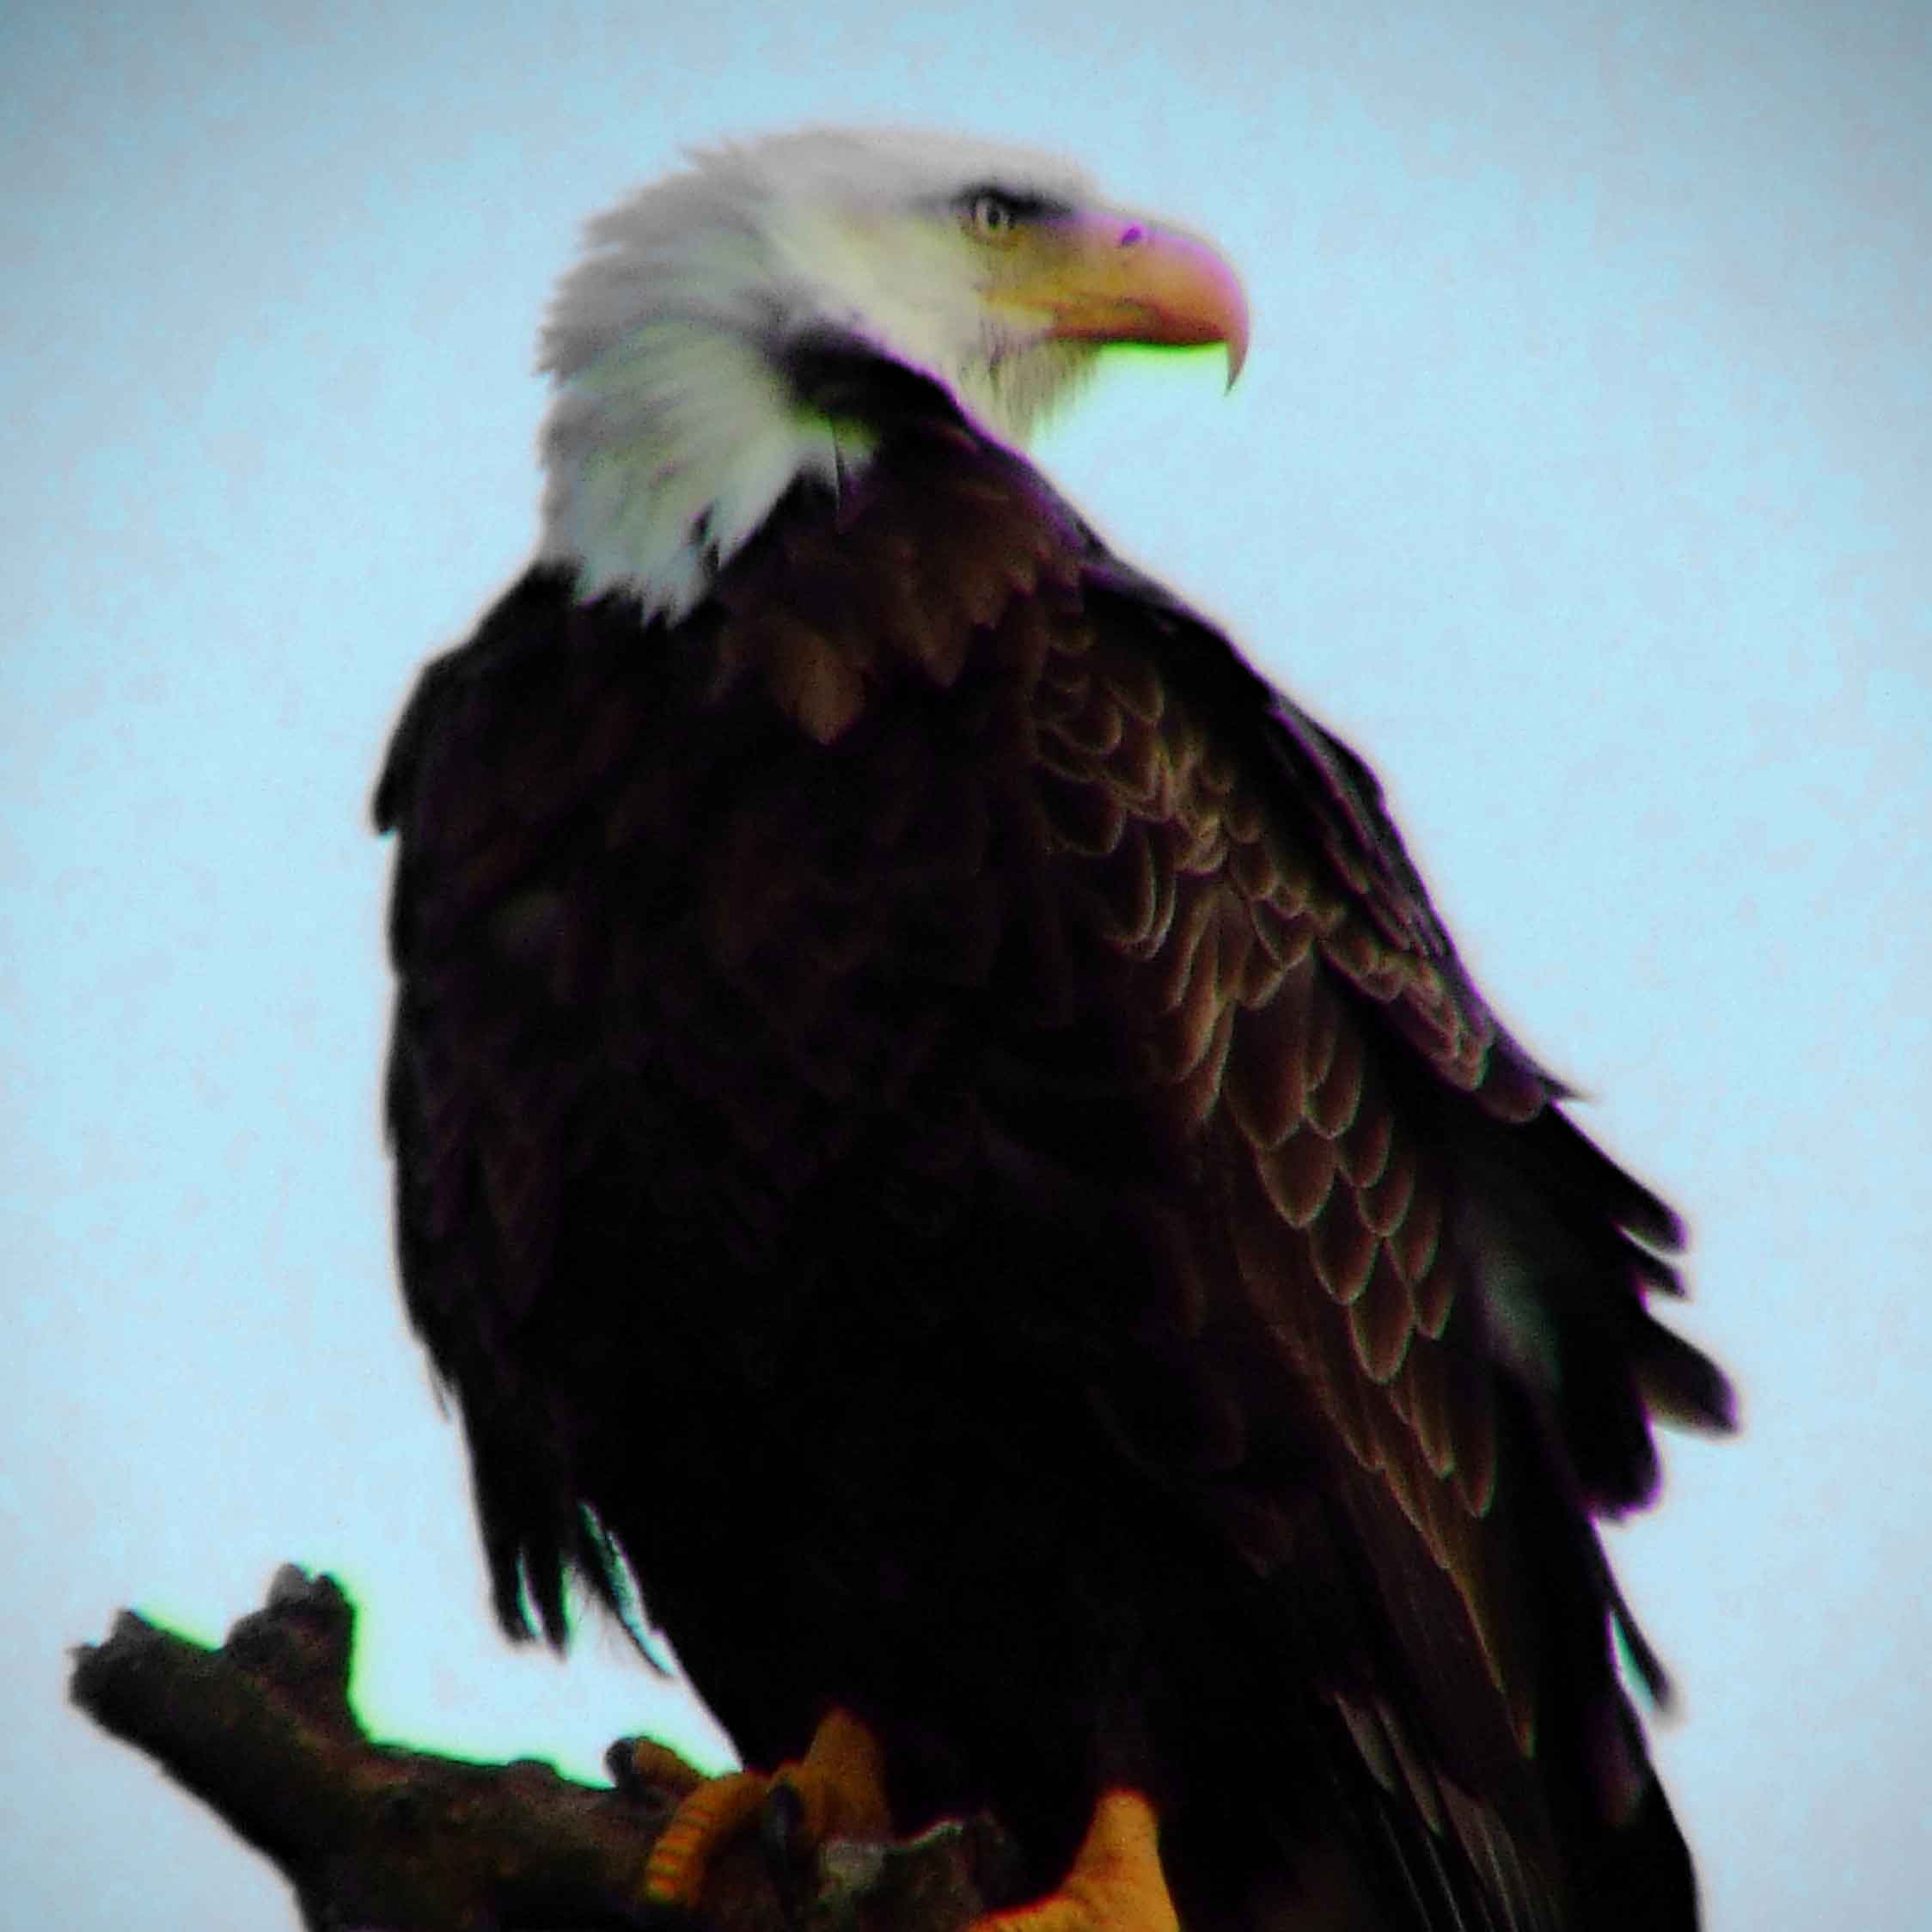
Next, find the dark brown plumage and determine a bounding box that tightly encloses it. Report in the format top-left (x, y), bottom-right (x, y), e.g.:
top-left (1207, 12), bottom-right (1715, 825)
top-left (376, 140), bottom-right (1730, 1932)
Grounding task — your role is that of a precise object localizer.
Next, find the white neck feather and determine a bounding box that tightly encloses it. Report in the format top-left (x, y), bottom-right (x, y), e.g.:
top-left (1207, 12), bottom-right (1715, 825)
top-left (539, 316), bottom-right (872, 623)
top-left (535, 196), bottom-right (872, 622)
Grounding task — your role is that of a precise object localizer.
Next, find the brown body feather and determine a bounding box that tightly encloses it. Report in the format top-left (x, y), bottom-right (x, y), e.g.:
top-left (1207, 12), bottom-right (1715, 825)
top-left (377, 368), bottom-right (1728, 1931)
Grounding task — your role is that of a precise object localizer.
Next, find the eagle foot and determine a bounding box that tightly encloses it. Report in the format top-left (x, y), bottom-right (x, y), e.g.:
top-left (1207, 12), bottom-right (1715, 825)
top-left (640, 1707), bottom-right (894, 1910)
top-left (974, 1791), bottom-right (1177, 1932)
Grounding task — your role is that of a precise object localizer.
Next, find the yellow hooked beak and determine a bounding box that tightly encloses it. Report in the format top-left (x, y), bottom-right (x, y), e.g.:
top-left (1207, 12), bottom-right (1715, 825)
top-left (986, 209), bottom-right (1250, 384)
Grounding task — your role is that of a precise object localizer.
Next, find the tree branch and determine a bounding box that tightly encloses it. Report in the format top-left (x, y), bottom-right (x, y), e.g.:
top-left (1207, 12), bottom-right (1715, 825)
top-left (70, 1566), bottom-right (1006, 1932)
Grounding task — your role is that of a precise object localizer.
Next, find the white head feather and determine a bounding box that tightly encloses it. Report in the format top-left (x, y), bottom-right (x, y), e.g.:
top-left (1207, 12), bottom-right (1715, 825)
top-left (536, 130), bottom-right (1103, 621)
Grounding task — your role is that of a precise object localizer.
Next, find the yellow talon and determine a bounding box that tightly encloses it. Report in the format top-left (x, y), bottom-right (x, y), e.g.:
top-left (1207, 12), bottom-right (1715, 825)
top-left (645, 1769), bottom-right (780, 1906)
top-left (640, 1709), bottom-right (895, 1910)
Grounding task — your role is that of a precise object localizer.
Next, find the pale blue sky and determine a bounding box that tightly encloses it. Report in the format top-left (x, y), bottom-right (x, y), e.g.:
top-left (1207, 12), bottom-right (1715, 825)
top-left (4, 3), bottom-right (1927, 1927)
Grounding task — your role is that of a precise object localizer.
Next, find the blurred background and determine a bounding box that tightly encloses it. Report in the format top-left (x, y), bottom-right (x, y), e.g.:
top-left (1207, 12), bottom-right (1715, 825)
top-left (4, 2), bottom-right (1926, 1924)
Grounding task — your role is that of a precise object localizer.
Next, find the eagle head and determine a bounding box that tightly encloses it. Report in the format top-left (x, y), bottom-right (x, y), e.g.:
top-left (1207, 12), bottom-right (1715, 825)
top-left (535, 128), bottom-right (1249, 618)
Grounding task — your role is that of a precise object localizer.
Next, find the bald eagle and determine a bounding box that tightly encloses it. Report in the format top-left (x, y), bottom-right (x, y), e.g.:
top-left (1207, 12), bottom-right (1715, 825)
top-left (376, 130), bottom-right (1731, 1932)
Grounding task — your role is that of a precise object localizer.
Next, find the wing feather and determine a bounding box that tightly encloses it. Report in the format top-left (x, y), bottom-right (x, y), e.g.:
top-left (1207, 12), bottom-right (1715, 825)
top-left (1021, 530), bottom-right (1732, 1923)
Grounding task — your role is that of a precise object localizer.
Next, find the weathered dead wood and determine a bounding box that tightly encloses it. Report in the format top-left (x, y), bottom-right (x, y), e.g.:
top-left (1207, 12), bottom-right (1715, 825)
top-left (70, 1566), bottom-right (1008, 1932)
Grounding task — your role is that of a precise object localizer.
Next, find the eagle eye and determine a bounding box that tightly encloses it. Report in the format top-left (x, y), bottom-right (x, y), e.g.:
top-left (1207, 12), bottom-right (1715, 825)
top-left (965, 191), bottom-right (1022, 241)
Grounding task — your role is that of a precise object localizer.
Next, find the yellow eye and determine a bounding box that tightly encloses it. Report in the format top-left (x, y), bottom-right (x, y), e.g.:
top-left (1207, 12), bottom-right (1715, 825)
top-left (969, 192), bottom-right (1017, 240)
